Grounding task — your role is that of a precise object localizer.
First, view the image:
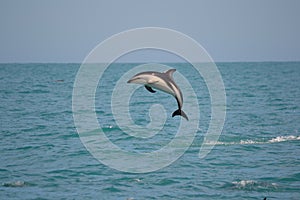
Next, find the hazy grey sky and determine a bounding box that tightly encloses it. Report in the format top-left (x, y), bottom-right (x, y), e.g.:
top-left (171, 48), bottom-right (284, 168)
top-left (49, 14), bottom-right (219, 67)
top-left (0, 0), bottom-right (299, 62)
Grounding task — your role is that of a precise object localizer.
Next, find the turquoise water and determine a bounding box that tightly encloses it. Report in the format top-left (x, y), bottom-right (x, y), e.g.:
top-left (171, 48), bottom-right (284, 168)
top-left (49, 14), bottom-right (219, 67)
top-left (0, 62), bottom-right (299, 199)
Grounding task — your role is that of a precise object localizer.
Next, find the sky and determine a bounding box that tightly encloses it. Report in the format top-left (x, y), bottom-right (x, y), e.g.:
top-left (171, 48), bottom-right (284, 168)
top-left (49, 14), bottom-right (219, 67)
top-left (0, 0), bottom-right (299, 62)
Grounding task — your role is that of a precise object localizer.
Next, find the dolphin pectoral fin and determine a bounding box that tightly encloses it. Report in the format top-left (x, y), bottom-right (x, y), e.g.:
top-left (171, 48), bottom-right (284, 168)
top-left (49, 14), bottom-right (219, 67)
top-left (172, 109), bottom-right (189, 120)
top-left (145, 85), bottom-right (156, 93)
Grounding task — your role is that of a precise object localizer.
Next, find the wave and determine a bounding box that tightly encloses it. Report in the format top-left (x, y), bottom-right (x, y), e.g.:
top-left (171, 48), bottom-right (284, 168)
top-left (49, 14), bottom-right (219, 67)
top-left (205, 135), bottom-right (300, 146)
top-left (268, 135), bottom-right (300, 143)
top-left (2, 181), bottom-right (29, 187)
top-left (231, 180), bottom-right (278, 191)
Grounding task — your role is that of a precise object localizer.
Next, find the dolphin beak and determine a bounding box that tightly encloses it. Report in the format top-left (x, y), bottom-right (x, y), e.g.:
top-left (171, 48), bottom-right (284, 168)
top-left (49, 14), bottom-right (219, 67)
top-left (127, 79), bottom-right (133, 83)
top-left (127, 76), bottom-right (138, 83)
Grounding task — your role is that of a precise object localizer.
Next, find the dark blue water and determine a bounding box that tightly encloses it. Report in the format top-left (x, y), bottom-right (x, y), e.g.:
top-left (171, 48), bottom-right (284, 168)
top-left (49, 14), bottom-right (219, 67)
top-left (0, 62), bottom-right (299, 199)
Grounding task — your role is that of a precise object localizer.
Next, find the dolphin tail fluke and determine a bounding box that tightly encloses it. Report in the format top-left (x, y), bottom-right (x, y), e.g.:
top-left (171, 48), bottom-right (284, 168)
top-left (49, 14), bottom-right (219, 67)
top-left (172, 109), bottom-right (189, 120)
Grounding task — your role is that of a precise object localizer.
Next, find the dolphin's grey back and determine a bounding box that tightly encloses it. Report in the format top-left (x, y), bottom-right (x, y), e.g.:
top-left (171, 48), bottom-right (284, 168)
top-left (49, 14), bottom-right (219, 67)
top-left (141, 69), bottom-right (178, 92)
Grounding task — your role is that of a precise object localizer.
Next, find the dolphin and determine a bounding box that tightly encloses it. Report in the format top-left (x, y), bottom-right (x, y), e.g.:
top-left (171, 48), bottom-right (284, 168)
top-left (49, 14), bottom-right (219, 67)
top-left (127, 69), bottom-right (189, 120)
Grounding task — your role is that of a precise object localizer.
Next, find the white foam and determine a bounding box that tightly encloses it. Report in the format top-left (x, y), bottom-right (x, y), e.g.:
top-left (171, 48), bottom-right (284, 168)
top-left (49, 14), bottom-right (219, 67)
top-left (231, 180), bottom-right (278, 190)
top-left (239, 139), bottom-right (261, 145)
top-left (204, 135), bottom-right (300, 146)
top-left (268, 135), bottom-right (300, 143)
top-left (2, 181), bottom-right (26, 187)
top-left (133, 178), bottom-right (142, 183)
top-left (232, 180), bottom-right (257, 188)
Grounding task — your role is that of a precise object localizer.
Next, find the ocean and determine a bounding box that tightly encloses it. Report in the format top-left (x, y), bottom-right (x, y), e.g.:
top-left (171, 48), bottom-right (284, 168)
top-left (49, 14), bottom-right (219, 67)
top-left (0, 62), bottom-right (299, 199)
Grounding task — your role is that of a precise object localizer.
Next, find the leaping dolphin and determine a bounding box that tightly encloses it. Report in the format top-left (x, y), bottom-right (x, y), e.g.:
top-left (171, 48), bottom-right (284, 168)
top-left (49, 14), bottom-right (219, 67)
top-left (127, 69), bottom-right (189, 120)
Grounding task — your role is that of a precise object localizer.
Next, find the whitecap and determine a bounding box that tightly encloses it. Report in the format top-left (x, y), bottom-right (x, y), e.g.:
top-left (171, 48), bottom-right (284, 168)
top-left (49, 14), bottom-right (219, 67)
top-left (232, 180), bottom-right (257, 188)
top-left (268, 135), bottom-right (300, 143)
top-left (231, 180), bottom-right (278, 190)
top-left (239, 139), bottom-right (262, 145)
top-left (204, 135), bottom-right (300, 146)
top-left (133, 178), bottom-right (142, 183)
top-left (2, 180), bottom-right (27, 187)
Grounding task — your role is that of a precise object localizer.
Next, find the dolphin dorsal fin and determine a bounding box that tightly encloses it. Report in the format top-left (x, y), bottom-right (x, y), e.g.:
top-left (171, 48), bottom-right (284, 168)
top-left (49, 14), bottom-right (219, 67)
top-left (165, 69), bottom-right (176, 78)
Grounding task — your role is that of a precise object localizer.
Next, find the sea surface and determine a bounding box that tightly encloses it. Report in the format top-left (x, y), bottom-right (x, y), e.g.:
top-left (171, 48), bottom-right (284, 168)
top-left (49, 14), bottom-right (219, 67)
top-left (0, 62), bottom-right (299, 199)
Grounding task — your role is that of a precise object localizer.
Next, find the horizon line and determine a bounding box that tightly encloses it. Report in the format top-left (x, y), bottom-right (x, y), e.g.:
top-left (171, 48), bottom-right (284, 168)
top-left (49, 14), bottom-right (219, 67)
top-left (0, 60), bottom-right (300, 64)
